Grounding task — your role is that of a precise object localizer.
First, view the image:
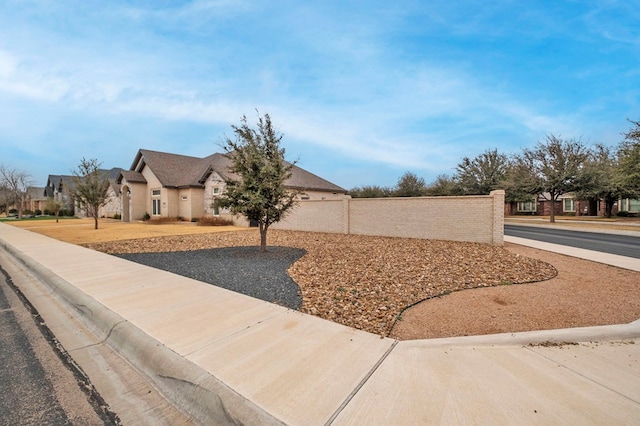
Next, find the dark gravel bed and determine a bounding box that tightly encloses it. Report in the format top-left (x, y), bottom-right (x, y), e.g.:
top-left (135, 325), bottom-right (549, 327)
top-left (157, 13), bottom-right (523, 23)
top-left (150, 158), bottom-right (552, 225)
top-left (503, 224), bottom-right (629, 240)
top-left (115, 246), bottom-right (306, 310)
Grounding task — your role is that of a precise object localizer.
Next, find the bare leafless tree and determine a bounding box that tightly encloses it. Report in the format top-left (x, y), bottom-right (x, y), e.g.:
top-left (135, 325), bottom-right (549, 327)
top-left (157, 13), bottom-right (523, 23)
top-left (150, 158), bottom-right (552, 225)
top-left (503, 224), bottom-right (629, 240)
top-left (0, 165), bottom-right (32, 219)
top-left (71, 158), bottom-right (110, 230)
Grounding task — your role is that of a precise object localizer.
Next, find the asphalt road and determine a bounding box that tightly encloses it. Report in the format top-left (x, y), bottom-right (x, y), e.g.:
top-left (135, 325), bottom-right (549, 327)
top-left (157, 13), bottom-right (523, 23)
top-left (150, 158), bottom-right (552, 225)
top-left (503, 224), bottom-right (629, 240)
top-left (0, 264), bottom-right (117, 425)
top-left (505, 224), bottom-right (640, 259)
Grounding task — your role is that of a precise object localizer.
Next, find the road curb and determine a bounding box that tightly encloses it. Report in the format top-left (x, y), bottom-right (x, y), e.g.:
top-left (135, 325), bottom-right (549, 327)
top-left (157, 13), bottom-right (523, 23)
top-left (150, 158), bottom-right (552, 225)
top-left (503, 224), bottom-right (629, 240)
top-left (0, 238), bottom-right (284, 425)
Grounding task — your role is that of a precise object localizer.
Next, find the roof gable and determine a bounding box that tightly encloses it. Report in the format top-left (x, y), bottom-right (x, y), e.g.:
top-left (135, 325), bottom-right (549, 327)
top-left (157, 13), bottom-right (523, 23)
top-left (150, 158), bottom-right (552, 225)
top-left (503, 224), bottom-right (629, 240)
top-left (128, 148), bottom-right (346, 193)
top-left (133, 149), bottom-right (207, 188)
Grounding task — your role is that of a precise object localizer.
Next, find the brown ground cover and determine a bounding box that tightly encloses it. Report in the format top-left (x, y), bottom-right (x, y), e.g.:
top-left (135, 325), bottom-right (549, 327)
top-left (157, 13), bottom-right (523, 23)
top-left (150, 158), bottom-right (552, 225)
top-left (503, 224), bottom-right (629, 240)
top-left (8, 219), bottom-right (640, 339)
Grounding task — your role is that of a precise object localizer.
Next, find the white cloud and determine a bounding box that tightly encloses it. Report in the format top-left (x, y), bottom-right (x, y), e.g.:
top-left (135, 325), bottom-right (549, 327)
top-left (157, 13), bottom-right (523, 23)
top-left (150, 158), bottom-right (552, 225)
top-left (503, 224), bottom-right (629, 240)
top-left (0, 1), bottom-right (636, 188)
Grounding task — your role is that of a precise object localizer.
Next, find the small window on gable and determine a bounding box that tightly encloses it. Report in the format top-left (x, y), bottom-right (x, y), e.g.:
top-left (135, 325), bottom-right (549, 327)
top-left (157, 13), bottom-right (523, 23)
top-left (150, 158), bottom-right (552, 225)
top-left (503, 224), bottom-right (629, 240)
top-left (181, 196), bottom-right (188, 201)
top-left (213, 187), bottom-right (220, 195)
top-left (152, 189), bottom-right (161, 197)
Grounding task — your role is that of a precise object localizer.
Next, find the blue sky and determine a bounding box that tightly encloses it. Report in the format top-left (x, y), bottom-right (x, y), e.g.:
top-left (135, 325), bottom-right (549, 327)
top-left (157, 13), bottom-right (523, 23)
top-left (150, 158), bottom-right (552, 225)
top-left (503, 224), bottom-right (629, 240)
top-left (1, 0), bottom-right (638, 190)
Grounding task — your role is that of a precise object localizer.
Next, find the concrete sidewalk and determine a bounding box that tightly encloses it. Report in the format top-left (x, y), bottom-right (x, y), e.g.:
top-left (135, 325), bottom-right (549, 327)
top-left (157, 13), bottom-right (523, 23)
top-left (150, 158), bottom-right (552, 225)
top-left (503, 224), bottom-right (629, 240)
top-left (1, 223), bottom-right (639, 425)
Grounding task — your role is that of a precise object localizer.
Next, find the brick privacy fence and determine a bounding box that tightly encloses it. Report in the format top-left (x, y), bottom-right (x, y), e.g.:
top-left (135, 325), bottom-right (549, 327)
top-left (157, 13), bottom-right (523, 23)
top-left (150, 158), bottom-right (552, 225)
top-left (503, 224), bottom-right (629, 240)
top-left (272, 190), bottom-right (505, 245)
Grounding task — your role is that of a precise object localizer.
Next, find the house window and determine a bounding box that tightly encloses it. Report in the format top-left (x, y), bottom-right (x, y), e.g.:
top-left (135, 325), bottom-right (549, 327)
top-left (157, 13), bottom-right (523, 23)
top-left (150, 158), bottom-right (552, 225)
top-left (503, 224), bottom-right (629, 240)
top-left (181, 196), bottom-right (188, 201)
top-left (213, 187), bottom-right (220, 195)
top-left (517, 201), bottom-right (536, 212)
top-left (151, 188), bottom-right (161, 216)
top-left (213, 205), bottom-right (220, 216)
top-left (563, 198), bottom-right (576, 212)
top-left (152, 199), bottom-right (161, 215)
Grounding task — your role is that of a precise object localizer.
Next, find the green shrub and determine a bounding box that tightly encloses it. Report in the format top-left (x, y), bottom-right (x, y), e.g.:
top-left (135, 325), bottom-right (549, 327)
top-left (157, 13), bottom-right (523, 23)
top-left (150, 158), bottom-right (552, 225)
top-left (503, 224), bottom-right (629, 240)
top-left (113, 213), bottom-right (121, 220)
top-left (143, 212), bottom-right (151, 221)
top-left (616, 211), bottom-right (630, 217)
top-left (35, 209), bottom-right (42, 215)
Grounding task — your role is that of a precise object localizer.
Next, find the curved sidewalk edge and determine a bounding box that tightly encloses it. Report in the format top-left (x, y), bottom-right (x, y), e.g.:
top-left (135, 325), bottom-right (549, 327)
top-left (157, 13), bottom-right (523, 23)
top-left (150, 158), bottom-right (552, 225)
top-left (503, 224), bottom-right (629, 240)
top-left (409, 319), bottom-right (640, 348)
top-left (505, 235), bottom-right (640, 272)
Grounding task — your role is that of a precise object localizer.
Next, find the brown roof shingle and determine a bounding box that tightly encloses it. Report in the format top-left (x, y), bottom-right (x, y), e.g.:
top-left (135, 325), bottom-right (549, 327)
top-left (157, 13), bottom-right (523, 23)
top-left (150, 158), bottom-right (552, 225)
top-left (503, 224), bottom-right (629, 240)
top-left (129, 149), bottom-right (346, 193)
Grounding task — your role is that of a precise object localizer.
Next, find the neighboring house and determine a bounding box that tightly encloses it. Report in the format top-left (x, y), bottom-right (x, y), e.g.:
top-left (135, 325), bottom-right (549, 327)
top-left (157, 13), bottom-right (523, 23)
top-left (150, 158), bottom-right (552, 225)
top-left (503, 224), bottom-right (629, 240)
top-left (2, 186), bottom-right (46, 215)
top-left (101, 168), bottom-right (124, 218)
top-left (618, 198), bottom-right (640, 215)
top-left (117, 149), bottom-right (347, 223)
top-left (44, 174), bottom-right (76, 214)
top-left (25, 186), bottom-right (47, 212)
top-left (506, 193), bottom-right (640, 217)
top-left (44, 168), bottom-right (123, 218)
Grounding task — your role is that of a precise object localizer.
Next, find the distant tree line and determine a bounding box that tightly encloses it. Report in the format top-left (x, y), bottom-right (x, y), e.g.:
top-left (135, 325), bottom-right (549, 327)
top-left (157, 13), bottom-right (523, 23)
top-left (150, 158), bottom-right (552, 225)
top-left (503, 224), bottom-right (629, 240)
top-left (349, 119), bottom-right (640, 222)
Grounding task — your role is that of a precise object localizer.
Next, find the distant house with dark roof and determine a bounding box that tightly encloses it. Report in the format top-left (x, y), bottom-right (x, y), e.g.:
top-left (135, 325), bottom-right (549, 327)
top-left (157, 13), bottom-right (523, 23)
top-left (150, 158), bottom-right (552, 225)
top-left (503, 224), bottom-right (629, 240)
top-left (44, 174), bottom-right (76, 214)
top-left (45, 168), bottom-right (123, 218)
top-left (117, 149), bottom-right (347, 222)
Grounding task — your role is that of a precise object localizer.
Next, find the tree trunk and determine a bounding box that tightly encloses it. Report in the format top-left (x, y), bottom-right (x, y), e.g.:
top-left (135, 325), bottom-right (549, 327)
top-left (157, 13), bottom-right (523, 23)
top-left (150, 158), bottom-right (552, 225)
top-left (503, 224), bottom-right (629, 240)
top-left (549, 193), bottom-right (556, 223)
top-left (606, 194), bottom-right (617, 218)
top-left (259, 223), bottom-right (268, 252)
top-left (92, 207), bottom-right (99, 230)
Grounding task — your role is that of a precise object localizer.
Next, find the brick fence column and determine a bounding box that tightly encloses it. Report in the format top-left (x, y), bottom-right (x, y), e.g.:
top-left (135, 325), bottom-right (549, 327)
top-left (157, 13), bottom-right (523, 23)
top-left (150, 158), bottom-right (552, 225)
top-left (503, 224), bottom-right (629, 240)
top-left (343, 196), bottom-right (351, 235)
top-left (490, 190), bottom-right (505, 245)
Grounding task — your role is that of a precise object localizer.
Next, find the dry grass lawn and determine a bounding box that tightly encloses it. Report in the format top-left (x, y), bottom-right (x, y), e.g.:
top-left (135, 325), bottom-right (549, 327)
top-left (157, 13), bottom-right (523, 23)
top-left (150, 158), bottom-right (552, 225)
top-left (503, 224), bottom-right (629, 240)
top-left (7, 218), bottom-right (250, 244)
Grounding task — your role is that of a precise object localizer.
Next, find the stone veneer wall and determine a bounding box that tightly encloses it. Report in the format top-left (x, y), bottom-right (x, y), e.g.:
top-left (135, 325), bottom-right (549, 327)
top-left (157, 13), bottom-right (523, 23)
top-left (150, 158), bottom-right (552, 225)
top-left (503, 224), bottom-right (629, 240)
top-left (272, 190), bottom-right (505, 245)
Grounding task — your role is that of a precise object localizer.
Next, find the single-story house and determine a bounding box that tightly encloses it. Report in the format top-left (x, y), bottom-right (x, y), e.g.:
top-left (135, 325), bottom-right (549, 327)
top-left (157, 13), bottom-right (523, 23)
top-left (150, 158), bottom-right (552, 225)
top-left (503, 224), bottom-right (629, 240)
top-left (25, 186), bottom-right (47, 213)
top-left (117, 149), bottom-right (347, 223)
top-left (2, 186), bottom-right (47, 215)
top-left (506, 193), bottom-right (640, 217)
